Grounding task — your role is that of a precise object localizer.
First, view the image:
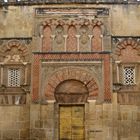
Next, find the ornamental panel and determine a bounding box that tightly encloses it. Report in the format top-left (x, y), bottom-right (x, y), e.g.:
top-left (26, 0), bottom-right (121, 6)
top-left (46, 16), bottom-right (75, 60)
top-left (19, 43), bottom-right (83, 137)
top-left (8, 68), bottom-right (20, 87)
top-left (123, 67), bottom-right (135, 85)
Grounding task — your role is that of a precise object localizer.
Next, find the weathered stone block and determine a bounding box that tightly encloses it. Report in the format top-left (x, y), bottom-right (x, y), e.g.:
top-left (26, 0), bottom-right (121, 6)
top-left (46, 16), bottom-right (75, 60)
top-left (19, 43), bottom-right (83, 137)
top-left (88, 119), bottom-right (96, 125)
top-left (45, 130), bottom-right (54, 140)
top-left (131, 121), bottom-right (140, 136)
top-left (103, 111), bottom-right (110, 119)
top-left (103, 119), bottom-right (113, 127)
top-left (96, 110), bottom-right (103, 120)
top-left (30, 129), bottom-right (46, 139)
top-left (16, 121), bottom-right (29, 129)
top-left (35, 120), bottom-right (43, 128)
top-left (30, 104), bottom-right (41, 112)
top-left (118, 111), bottom-right (132, 121)
top-left (18, 113), bottom-right (29, 121)
top-left (43, 119), bottom-right (54, 129)
top-left (120, 137), bottom-right (139, 140)
top-left (2, 130), bottom-right (19, 139)
top-left (41, 111), bottom-right (48, 120)
top-left (30, 111), bottom-right (40, 121)
top-left (136, 112), bottom-right (140, 121)
top-left (132, 111), bottom-right (137, 121)
top-left (0, 131), bottom-right (1, 139)
top-left (118, 121), bottom-right (132, 137)
top-left (89, 131), bottom-right (96, 138)
top-left (20, 129), bottom-right (29, 139)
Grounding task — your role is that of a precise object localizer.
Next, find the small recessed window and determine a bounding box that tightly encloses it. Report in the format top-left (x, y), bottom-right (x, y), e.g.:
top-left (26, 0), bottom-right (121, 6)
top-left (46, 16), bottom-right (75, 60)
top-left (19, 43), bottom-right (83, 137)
top-left (123, 67), bottom-right (135, 85)
top-left (8, 68), bottom-right (20, 87)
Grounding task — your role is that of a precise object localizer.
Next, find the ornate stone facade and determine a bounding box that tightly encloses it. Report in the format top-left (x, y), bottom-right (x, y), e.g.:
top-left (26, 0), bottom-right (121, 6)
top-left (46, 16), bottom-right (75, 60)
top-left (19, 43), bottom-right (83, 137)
top-left (112, 37), bottom-right (140, 105)
top-left (0, 38), bottom-right (32, 105)
top-left (41, 18), bottom-right (103, 52)
top-left (0, 1), bottom-right (140, 140)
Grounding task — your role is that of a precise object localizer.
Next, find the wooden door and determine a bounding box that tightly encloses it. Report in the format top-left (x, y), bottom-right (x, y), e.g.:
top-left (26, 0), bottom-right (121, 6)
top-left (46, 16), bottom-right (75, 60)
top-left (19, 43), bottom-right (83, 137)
top-left (59, 105), bottom-right (84, 140)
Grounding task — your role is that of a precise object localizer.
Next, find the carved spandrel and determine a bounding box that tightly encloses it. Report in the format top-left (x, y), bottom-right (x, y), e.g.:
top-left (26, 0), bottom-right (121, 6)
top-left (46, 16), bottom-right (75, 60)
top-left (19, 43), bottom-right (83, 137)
top-left (43, 26), bottom-right (52, 51)
top-left (80, 26), bottom-right (89, 45)
top-left (66, 26), bottom-right (77, 52)
top-left (0, 39), bottom-right (31, 63)
top-left (55, 30), bottom-right (64, 44)
top-left (42, 66), bottom-right (58, 78)
top-left (86, 65), bottom-right (102, 80)
top-left (53, 25), bottom-right (65, 51)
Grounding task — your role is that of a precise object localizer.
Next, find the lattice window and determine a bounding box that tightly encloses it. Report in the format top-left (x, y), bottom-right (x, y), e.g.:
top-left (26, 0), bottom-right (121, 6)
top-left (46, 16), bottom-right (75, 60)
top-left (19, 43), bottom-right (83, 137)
top-left (123, 67), bottom-right (135, 85)
top-left (8, 69), bottom-right (20, 87)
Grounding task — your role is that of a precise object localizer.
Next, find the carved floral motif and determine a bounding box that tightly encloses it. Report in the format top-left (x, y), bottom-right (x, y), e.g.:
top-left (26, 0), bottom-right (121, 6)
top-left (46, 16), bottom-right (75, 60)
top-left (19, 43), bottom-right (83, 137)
top-left (41, 18), bottom-right (103, 27)
top-left (80, 26), bottom-right (89, 45)
top-left (0, 39), bottom-right (30, 63)
top-left (55, 25), bottom-right (64, 45)
top-left (113, 38), bottom-right (140, 56)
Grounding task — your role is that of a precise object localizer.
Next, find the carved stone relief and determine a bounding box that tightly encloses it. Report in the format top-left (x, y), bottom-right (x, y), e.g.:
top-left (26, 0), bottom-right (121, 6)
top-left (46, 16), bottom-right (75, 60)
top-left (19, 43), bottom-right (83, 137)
top-left (112, 37), bottom-right (140, 105)
top-left (79, 25), bottom-right (90, 51)
top-left (41, 63), bottom-right (102, 101)
top-left (0, 39), bottom-right (31, 105)
top-left (85, 65), bottom-right (102, 80)
top-left (41, 63), bottom-right (102, 82)
top-left (92, 26), bottom-right (102, 51)
top-left (0, 39), bottom-right (31, 63)
top-left (53, 25), bottom-right (65, 51)
top-left (112, 37), bottom-right (140, 62)
top-left (41, 18), bottom-right (103, 27)
top-left (67, 26), bottom-right (77, 52)
top-left (41, 19), bottom-right (103, 52)
top-left (43, 26), bottom-right (52, 51)
top-left (43, 66), bottom-right (100, 100)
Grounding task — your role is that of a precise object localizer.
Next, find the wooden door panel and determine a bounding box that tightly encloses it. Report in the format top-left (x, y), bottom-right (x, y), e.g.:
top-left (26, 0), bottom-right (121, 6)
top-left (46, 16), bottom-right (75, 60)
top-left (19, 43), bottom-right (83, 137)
top-left (60, 106), bottom-right (72, 140)
top-left (72, 118), bottom-right (83, 124)
top-left (72, 106), bottom-right (84, 117)
top-left (60, 106), bottom-right (71, 117)
top-left (59, 105), bottom-right (84, 140)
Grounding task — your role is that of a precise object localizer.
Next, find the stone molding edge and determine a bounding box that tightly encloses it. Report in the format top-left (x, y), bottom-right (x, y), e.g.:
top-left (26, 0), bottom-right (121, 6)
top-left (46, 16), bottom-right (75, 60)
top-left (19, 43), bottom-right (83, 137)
top-left (0, 1), bottom-right (140, 6)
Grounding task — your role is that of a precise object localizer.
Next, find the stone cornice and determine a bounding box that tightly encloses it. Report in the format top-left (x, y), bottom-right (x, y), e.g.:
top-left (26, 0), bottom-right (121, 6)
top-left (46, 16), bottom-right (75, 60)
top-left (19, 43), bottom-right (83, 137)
top-left (0, 0), bottom-right (140, 6)
top-left (36, 7), bottom-right (109, 17)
